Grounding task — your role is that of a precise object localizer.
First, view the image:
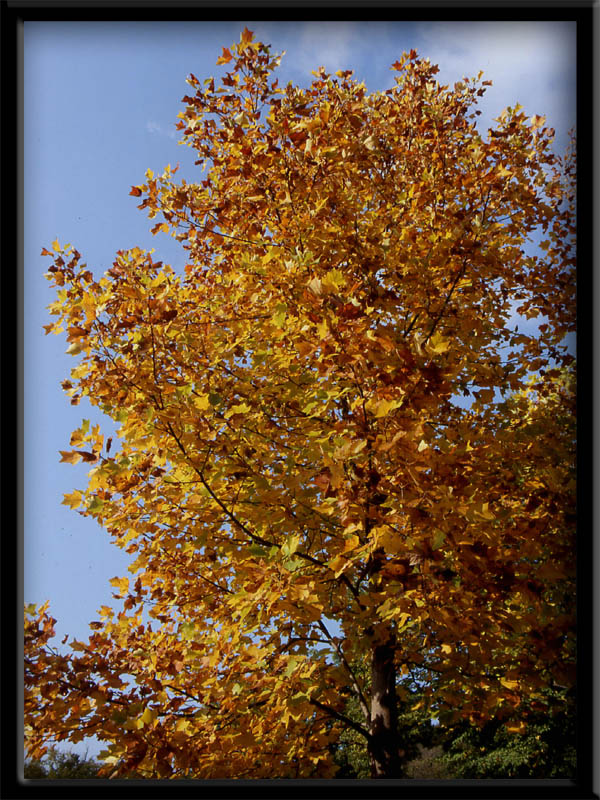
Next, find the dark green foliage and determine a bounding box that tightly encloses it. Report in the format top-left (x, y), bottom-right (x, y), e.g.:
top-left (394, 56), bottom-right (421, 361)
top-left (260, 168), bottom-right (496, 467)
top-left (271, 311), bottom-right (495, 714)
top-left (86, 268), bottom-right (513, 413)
top-left (439, 689), bottom-right (576, 778)
top-left (332, 672), bottom-right (576, 780)
top-left (24, 747), bottom-right (102, 779)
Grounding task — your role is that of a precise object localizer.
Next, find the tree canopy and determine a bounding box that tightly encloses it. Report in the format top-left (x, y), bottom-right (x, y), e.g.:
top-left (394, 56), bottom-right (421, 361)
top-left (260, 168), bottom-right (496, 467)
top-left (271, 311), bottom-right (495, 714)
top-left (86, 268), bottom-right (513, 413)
top-left (25, 29), bottom-right (576, 779)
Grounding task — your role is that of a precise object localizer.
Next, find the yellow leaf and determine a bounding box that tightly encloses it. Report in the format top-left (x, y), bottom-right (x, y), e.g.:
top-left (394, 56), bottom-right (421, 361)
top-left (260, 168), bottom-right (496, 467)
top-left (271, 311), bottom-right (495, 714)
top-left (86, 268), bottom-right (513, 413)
top-left (140, 707), bottom-right (158, 727)
top-left (343, 535), bottom-right (360, 552)
top-left (284, 534), bottom-right (301, 556)
top-left (109, 576), bottom-right (129, 597)
top-left (225, 402), bottom-right (251, 418)
top-left (505, 720), bottom-right (526, 734)
top-left (59, 450), bottom-right (83, 465)
top-left (377, 529), bottom-right (403, 554)
top-left (428, 332), bottom-right (450, 354)
top-left (321, 269), bottom-right (346, 293)
top-left (52, 238), bottom-right (61, 252)
top-left (500, 679), bottom-right (519, 691)
top-left (62, 490), bottom-right (83, 509)
top-left (328, 555), bottom-right (347, 577)
top-left (367, 397), bottom-right (399, 418)
top-left (441, 644), bottom-right (453, 654)
top-left (261, 248), bottom-right (278, 265)
top-left (396, 612), bottom-right (411, 629)
top-left (194, 393), bottom-right (210, 411)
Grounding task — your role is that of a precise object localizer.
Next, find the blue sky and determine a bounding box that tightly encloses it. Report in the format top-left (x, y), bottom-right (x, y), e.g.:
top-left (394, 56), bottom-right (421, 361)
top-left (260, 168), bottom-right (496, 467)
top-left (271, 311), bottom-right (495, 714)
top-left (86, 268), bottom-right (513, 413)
top-left (24, 20), bottom-right (576, 758)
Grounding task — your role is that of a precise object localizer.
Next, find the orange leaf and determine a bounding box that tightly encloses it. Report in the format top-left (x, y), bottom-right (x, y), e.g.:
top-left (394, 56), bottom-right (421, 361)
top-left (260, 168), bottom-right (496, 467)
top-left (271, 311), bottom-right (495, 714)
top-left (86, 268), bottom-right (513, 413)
top-left (216, 47), bottom-right (233, 65)
top-left (240, 27), bottom-right (254, 45)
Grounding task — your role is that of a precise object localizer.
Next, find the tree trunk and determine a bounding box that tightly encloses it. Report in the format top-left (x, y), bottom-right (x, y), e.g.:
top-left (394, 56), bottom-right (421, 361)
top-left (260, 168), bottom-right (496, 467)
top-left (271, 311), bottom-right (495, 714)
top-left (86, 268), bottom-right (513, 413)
top-left (369, 637), bottom-right (401, 778)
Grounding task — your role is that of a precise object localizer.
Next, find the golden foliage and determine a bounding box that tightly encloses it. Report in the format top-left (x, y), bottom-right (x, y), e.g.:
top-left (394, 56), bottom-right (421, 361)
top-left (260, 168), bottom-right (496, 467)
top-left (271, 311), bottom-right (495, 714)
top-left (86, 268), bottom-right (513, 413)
top-left (27, 30), bottom-right (575, 778)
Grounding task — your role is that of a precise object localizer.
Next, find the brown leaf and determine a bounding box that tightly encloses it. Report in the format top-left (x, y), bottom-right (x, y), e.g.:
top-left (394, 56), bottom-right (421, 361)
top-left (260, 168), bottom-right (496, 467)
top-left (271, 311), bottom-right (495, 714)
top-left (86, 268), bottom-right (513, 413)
top-left (76, 450), bottom-right (99, 463)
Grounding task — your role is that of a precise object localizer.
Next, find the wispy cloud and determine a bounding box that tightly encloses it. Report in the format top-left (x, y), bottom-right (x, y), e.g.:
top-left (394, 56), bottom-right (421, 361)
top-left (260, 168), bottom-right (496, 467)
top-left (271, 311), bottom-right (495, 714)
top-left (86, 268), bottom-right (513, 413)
top-left (414, 22), bottom-right (576, 150)
top-left (295, 22), bottom-right (358, 75)
top-left (256, 21), bottom-right (371, 83)
top-left (146, 119), bottom-right (177, 140)
top-left (250, 21), bottom-right (575, 154)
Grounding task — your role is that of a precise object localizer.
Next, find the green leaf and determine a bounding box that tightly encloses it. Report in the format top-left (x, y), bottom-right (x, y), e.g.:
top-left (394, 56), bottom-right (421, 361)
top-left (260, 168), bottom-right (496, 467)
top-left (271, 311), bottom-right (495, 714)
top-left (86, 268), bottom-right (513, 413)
top-left (180, 622), bottom-right (196, 640)
top-left (284, 657), bottom-right (299, 677)
top-left (272, 304), bottom-right (287, 328)
top-left (87, 496), bottom-right (104, 513)
top-left (248, 544), bottom-right (267, 557)
top-left (282, 534), bottom-right (300, 557)
top-left (432, 530), bottom-right (446, 550)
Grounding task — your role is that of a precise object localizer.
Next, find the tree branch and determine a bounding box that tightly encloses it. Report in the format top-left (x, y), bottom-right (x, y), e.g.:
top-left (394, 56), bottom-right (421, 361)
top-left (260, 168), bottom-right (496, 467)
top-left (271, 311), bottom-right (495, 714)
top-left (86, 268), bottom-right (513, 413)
top-left (309, 697), bottom-right (371, 742)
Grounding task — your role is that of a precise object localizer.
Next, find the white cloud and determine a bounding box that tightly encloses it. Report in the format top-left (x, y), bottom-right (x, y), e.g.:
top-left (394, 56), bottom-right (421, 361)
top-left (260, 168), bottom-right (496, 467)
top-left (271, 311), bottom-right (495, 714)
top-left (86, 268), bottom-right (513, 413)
top-left (414, 22), bottom-right (576, 150)
top-left (252, 21), bottom-right (575, 154)
top-left (256, 21), bottom-right (367, 83)
top-left (295, 21), bottom-right (358, 75)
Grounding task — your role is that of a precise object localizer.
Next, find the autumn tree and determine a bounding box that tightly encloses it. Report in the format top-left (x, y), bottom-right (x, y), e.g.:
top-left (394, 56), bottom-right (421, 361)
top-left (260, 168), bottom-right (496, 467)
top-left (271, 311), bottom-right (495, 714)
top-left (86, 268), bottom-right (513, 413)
top-left (25, 29), bottom-right (576, 779)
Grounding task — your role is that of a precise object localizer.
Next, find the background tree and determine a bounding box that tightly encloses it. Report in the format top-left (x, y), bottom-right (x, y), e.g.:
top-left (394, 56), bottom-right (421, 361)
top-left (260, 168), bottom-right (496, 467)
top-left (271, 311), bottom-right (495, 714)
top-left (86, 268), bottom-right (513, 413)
top-left (439, 685), bottom-right (576, 778)
top-left (404, 745), bottom-right (454, 780)
top-left (24, 747), bottom-right (102, 779)
top-left (25, 29), bottom-right (575, 779)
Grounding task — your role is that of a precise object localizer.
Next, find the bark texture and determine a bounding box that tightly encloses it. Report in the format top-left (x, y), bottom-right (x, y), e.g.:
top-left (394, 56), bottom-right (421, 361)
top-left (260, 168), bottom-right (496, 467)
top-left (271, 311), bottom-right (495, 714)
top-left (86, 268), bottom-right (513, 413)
top-left (369, 638), bottom-right (401, 778)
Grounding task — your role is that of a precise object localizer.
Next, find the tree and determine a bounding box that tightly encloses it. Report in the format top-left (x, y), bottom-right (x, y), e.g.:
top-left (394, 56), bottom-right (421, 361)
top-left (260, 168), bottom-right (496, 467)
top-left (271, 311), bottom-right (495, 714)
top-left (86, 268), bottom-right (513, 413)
top-left (24, 747), bottom-right (102, 779)
top-left (330, 654), bottom-right (438, 777)
top-left (439, 685), bottom-right (576, 778)
top-left (405, 745), bottom-right (454, 780)
top-left (25, 29), bottom-right (576, 778)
